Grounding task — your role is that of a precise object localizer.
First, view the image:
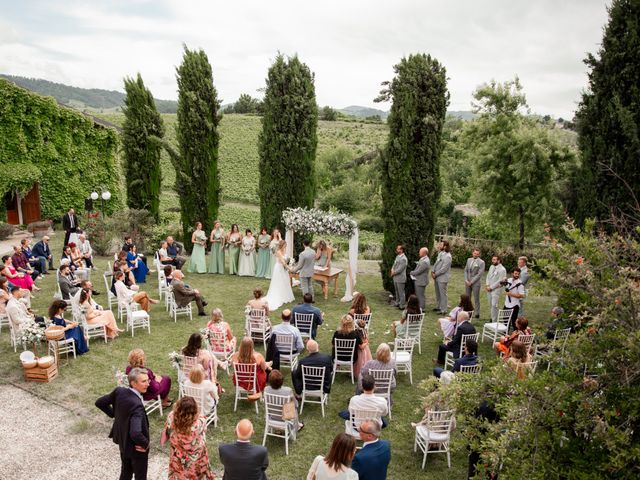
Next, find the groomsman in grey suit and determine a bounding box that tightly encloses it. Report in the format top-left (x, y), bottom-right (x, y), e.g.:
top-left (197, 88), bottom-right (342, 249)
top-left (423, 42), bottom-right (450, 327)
top-left (390, 245), bottom-right (408, 309)
top-left (464, 248), bottom-right (485, 318)
top-left (409, 247), bottom-right (430, 311)
top-left (292, 239), bottom-right (316, 300)
top-left (485, 255), bottom-right (507, 322)
top-left (431, 241), bottom-right (452, 314)
top-left (517, 256), bottom-right (530, 315)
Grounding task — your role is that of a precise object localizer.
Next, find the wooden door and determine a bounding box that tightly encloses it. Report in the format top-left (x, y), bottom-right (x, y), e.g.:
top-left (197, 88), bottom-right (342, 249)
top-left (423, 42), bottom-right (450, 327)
top-left (4, 191), bottom-right (19, 224)
top-left (21, 184), bottom-right (42, 224)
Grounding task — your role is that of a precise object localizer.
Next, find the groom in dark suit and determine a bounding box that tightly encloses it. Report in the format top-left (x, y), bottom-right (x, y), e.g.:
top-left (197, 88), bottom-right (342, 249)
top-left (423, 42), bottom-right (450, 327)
top-left (95, 368), bottom-right (150, 480)
top-left (219, 419), bottom-right (269, 480)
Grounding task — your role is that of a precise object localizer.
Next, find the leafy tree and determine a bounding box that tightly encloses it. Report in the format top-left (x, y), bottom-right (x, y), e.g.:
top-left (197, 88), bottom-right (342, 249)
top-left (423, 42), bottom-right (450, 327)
top-left (259, 54), bottom-right (318, 233)
top-left (169, 45), bottom-right (222, 244)
top-left (572, 0), bottom-right (640, 227)
top-left (320, 106), bottom-right (338, 121)
top-left (121, 74), bottom-right (164, 221)
top-left (376, 53), bottom-right (449, 292)
top-left (234, 93), bottom-right (261, 114)
top-left (466, 78), bottom-right (575, 248)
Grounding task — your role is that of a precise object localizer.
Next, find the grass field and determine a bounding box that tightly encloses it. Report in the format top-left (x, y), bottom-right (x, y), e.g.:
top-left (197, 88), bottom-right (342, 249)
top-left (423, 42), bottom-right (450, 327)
top-left (0, 234), bottom-right (555, 478)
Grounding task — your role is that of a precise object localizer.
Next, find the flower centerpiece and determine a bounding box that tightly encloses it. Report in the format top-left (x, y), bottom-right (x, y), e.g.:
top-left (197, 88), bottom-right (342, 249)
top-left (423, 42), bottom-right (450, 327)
top-left (168, 351), bottom-right (183, 370)
top-left (18, 320), bottom-right (46, 352)
top-left (282, 207), bottom-right (358, 238)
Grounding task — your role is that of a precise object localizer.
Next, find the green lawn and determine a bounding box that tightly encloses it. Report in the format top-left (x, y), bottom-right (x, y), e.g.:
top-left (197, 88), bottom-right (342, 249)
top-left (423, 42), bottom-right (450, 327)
top-left (0, 234), bottom-right (555, 478)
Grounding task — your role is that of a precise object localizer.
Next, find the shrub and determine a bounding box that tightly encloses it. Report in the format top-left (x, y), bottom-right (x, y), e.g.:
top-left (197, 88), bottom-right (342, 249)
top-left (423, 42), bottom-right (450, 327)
top-left (84, 209), bottom-right (155, 256)
top-left (0, 222), bottom-right (14, 240)
top-left (358, 216), bottom-right (384, 233)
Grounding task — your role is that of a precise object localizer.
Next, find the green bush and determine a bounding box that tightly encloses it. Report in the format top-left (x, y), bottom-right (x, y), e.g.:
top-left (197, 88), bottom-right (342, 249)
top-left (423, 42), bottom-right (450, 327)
top-left (358, 216), bottom-right (384, 233)
top-left (0, 222), bottom-right (14, 240)
top-left (84, 209), bottom-right (155, 256)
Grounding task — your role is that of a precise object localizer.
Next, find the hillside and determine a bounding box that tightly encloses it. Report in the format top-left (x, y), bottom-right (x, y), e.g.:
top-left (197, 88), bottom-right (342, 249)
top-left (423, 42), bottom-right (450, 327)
top-left (339, 105), bottom-right (389, 120)
top-left (0, 74), bottom-right (178, 113)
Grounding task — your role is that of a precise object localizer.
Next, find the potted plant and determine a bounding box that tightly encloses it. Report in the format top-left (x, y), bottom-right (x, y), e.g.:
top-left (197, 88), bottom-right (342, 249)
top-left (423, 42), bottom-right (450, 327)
top-left (27, 220), bottom-right (53, 238)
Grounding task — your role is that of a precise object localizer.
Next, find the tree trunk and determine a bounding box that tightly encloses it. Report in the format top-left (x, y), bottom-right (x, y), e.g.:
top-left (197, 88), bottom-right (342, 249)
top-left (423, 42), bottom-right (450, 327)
top-left (519, 205), bottom-right (525, 250)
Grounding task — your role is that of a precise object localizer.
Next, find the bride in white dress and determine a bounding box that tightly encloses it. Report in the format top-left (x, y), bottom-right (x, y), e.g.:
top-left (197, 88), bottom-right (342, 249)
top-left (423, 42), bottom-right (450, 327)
top-left (264, 240), bottom-right (295, 311)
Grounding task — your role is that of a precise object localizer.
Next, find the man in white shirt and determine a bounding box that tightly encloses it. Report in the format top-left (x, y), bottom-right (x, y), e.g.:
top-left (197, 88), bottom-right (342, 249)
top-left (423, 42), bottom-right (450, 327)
top-left (6, 285), bottom-right (44, 329)
top-left (77, 234), bottom-right (95, 270)
top-left (504, 267), bottom-right (526, 330)
top-left (72, 280), bottom-right (102, 312)
top-left (271, 309), bottom-right (304, 353)
top-left (340, 374), bottom-right (389, 428)
top-left (485, 255), bottom-right (507, 322)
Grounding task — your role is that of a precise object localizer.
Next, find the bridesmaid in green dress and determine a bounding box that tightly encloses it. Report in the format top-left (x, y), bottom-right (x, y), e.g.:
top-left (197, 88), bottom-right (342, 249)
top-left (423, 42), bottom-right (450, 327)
top-left (227, 224), bottom-right (242, 275)
top-left (255, 227), bottom-right (272, 278)
top-left (238, 229), bottom-right (257, 277)
top-left (208, 220), bottom-right (225, 274)
top-left (188, 222), bottom-right (207, 273)
top-left (269, 228), bottom-right (282, 276)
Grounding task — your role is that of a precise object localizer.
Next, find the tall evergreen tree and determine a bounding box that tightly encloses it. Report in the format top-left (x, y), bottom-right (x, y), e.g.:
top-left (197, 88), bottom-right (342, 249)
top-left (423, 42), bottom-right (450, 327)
top-left (259, 54), bottom-right (318, 234)
top-left (376, 54), bottom-right (449, 292)
top-left (172, 45), bottom-right (221, 243)
top-left (122, 74), bottom-right (164, 221)
top-left (573, 0), bottom-right (640, 227)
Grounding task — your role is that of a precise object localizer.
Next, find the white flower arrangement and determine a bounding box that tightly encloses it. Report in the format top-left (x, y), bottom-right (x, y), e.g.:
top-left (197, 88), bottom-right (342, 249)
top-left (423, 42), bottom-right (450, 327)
top-left (168, 351), bottom-right (183, 370)
top-left (282, 207), bottom-right (357, 238)
top-left (114, 367), bottom-right (129, 387)
top-left (18, 321), bottom-right (46, 346)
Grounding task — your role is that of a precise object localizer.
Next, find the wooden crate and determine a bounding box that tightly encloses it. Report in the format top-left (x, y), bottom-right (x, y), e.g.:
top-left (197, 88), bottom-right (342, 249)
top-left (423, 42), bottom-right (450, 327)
top-left (24, 364), bottom-right (58, 383)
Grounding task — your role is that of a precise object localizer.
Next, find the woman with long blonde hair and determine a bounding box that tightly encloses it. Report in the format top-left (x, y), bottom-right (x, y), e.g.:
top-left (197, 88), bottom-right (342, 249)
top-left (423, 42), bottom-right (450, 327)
top-left (263, 239), bottom-right (295, 311)
top-left (332, 314), bottom-right (362, 364)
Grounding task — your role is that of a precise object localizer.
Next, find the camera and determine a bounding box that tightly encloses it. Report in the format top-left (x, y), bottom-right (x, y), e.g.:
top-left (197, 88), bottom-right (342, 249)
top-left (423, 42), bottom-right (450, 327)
top-left (499, 279), bottom-right (509, 286)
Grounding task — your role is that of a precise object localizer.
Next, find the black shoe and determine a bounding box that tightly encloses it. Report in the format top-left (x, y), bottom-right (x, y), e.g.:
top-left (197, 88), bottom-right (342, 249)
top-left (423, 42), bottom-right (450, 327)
top-left (92, 290), bottom-right (100, 296)
top-left (202, 301), bottom-right (208, 307)
top-left (48, 267), bottom-right (56, 271)
top-left (198, 312), bottom-right (207, 316)
top-left (432, 308), bottom-right (440, 312)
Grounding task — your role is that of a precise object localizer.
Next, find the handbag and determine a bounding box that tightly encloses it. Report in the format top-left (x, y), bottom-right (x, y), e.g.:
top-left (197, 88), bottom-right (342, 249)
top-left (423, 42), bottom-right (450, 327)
top-left (282, 399), bottom-right (296, 420)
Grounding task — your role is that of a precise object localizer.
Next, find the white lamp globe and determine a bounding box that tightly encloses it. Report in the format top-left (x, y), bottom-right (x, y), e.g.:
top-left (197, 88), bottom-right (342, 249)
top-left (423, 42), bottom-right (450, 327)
top-left (90, 191), bottom-right (99, 201)
top-left (101, 191), bottom-right (111, 201)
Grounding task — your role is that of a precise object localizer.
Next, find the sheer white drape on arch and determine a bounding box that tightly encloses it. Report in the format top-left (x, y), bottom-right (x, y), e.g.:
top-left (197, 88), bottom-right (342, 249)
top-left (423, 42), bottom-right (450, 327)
top-left (284, 228), bottom-right (359, 302)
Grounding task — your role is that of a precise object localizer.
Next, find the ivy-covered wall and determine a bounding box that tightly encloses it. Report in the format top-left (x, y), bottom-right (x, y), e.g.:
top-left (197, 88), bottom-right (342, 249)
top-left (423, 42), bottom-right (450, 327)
top-left (0, 78), bottom-right (122, 221)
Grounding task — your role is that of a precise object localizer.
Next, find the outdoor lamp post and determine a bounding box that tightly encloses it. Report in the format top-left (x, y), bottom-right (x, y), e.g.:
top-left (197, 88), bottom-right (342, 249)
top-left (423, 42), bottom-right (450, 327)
top-left (90, 189), bottom-right (111, 218)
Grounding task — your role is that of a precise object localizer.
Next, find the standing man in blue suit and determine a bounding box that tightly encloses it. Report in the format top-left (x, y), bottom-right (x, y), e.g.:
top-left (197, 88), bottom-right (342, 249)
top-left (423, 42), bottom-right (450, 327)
top-left (351, 420), bottom-right (391, 480)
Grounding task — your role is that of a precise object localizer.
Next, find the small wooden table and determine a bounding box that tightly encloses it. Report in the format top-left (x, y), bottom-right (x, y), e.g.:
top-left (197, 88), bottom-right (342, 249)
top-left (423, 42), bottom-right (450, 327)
top-left (290, 267), bottom-right (343, 300)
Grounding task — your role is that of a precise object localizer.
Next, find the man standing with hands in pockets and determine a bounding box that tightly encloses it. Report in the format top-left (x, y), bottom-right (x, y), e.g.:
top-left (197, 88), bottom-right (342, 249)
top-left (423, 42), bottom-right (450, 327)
top-left (410, 247), bottom-right (430, 311)
top-left (292, 239), bottom-right (316, 301)
top-left (464, 248), bottom-right (485, 319)
top-left (390, 244), bottom-right (408, 309)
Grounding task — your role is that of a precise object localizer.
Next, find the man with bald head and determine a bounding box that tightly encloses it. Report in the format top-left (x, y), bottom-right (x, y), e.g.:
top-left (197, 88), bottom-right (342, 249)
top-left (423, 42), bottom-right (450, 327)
top-left (170, 269), bottom-right (208, 316)
top-left (409, 247), bottom-right (431, 311)
top-left (272, 309), bottom-right (304, 352)
top-left (219, 419), bottom-right (269, 480)
top-left (292, 339), bottom-right (333, 396)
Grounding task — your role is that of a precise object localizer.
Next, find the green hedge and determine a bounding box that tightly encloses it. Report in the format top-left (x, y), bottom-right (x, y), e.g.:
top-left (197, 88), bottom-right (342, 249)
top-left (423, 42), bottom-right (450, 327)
top-left (0, 78), bottom-right (122, 220)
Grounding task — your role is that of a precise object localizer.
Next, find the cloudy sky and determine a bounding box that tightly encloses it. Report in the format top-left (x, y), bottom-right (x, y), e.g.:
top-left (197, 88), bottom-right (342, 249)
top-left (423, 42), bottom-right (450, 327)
top-left (0, 0), bottom-right (609, 118)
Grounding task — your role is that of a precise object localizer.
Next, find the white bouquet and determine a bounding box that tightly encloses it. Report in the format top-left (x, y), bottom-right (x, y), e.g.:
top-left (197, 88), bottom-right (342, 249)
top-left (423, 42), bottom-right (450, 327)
top-left (19, 320), bottom-right (46, 346)
top-left (168, 351), bottom-right (183, 370)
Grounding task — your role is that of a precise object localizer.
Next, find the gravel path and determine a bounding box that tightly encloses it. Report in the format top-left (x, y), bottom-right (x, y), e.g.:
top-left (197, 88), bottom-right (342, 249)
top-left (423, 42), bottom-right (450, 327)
top-left (0, 384), bottom-right (168, 480)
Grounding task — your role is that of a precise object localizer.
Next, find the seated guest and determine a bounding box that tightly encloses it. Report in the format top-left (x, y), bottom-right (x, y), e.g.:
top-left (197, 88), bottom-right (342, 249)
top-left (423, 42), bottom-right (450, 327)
top-left (436, 311), bottom-right (476, 365)
top-left (58, 264), bottom-right (81, 300)
top-left (0, 278), bottom-right (10, 315)
top-left (49, 299), bottom-right (88, 354)
top-left (545, 306), bottom-right (570, 340)
top-left (272, 309), bottom-right (304, 353)
top-left (114, 271), bottom-right (158, 312)
top-left (332, 315), bottom-right (362, 364)
top-left (292, 339), bottom-right (333, 396)
top-left (21, 238), bottom-right (46, 275)
top-left (166, 236), bottom-right (187, 269)
top-left (230, 337), bottom-right (272, 400)
top-left (2, 255), bottom-right (37, 291)
top-left (351, 420), bottom-right (391, 480)
top-left (123, 236), bottom-right (149, 266)
top-left (61, 244), bottom-right (83, 277)
top-left (494, 317), bottom-right (532, 358)
top-left (158, 241), bottom-right (176, 266)
top-left (161, 396), bottom-right (215, 480)
top-left (181, 332), bottom-right (218, 382)
top-left (77, 234), bottom-right (94, 270)
top-left (31, 235), bottom-right (54, 271)
top-left (163, 265), bottom-right (174, 285)
top-left (171, 270), bottom-right (208, 316)
top-left (69, 242), bottom-right (85, 268)
top-left (183, 364), bottom-right (218, 413)
top-left (247, 287), bottom-right (270, 316)
top-left (438, 294), bottom-right (474, 339)
top-left (264, 369), bottom-right (303, 437)
top-left (6, 284), bottom-right (44, 329)
top-left (72, 279), bottom-right (100, 312)
top-left (127, 244), bottom-right (149, 284)
top-left (506, 340), bottom-right (533, 379)
top-left (111, 260), bottom-right (136, 290)
top-left (348, 292), bottom-right (371, 317)
top-left (393, 294), bottom-right (420, 338)
top-left (339, 374), bottom-right (388, 428)
top-left (126, 348), bottom-right (172, 407)
top-left (218, 419), bottom-right (269, 480)
top-left (292, 293), bottom-right (323, 339)
top-left (207, 308), bottom-right (236, 352)
top-left (11, 246), bottom-right (39, 281)
top-left (117, 251), bottom-right (137, 284)
top-left (307, 433), bottom-right (358, 480)
top-left (433, 339), bottom-right (478, 378)
top-left (79, 289), bottom-right (122, 339)
top-left (357, 343), bottom-right (396, 394)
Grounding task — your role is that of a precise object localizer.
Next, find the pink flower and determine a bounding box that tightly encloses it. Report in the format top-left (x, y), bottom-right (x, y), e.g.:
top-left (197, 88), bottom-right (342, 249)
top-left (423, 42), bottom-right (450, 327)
top-left (576, 257), bottom-right (584, 265)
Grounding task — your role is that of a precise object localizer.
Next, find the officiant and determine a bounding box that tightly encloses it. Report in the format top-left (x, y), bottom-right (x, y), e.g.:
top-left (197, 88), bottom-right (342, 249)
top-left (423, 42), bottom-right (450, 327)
top-left (314, 240), bottom-right (332, 270)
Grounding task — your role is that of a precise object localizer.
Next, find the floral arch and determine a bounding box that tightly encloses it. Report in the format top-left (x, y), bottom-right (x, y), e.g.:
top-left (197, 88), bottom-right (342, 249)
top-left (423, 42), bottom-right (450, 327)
top-left (282, 207), bottom-right (359, 302)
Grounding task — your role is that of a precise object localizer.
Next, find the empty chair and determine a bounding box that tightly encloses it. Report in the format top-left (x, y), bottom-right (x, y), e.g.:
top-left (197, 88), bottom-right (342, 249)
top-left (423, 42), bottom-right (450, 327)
top-left (274, 333), bottom-right (300, 370)
top-left (369, 368), bottom-right (394, 418)
top-left (482, 309), bottom-right (511, 343)
top-left (182, 384), bottom-right (218, 428)
top-left (332, 337), bottom-right (357, 384)
top-left (535, 327), bottom-right (571, 371)
top-left (233, 362), bottom-right (259, 414)
top-left (404, 313), bottom-right (425, 354)
top-left (48, 337), bottom-right (76, 363)
top-left (300, 365), bottom-right (328, 417)
top-left (262, 393), bottom-right (296, 455)
top-left (414, 410), bottom-right (455, 469)
top-left (444, 333), bottom-right (479, 371)
top-left (293, 312), bottom-right (314, 339)
top-left (126, 302), bottom-right (150, 337)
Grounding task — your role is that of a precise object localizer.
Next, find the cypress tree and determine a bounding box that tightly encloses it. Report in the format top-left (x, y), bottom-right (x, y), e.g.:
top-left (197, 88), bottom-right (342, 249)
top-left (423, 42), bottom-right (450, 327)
top-left (173, 45), bottom-right (221, 243)
top-left (376, 54), bottom-right (449, 292)
top-left (122, 73), bottom-right (164, 221)
top-left (259, 54), bottom-right (318, 234)
top-left (573, 0), bottom-right (640, 226)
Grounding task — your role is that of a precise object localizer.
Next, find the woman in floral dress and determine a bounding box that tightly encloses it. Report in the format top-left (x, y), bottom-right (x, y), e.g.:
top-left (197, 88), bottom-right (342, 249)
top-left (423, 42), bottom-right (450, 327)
top-left (208, 220), bottom-right (225, 274)
top-left (226, 224), bottom-right (242, 275)
top-left (238, 229), bottom-right (256, 277)
top-left (255, 227), bottom-right (272, 278)
top-left (162, 396), bottom-right (215, 480)
top-left (188, 222), bottom-right (207, 274)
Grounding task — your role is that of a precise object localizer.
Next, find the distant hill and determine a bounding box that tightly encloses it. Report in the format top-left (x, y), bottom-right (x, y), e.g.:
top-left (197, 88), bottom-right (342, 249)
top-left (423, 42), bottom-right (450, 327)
top-left (0, 74), bottom-right (178, 113)
top-left (339, 105), bottom-right (389, 120)
top-left (447, 110), bottom-right (477, 120)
